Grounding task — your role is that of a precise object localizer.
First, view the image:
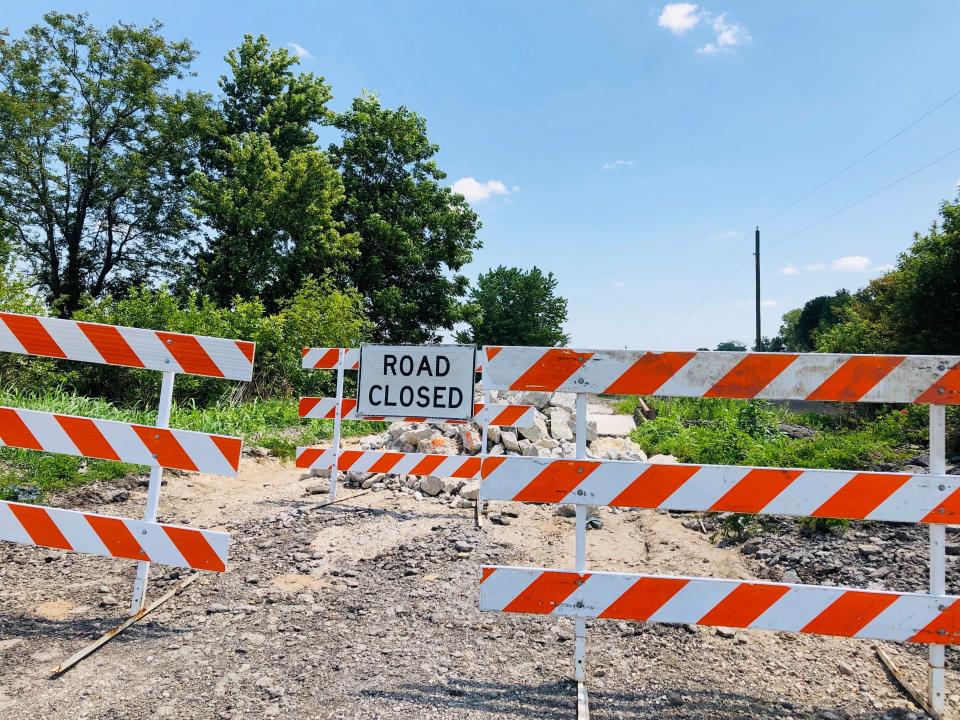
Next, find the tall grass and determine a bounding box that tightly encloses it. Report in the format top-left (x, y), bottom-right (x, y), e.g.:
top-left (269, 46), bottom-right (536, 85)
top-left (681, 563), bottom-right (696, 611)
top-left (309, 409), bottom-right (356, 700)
top-left (0, 387), bottom-right (386, 501)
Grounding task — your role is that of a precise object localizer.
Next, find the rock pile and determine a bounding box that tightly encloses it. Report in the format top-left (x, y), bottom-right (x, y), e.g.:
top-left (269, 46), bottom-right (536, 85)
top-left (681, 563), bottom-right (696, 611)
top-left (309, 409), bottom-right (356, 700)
top-left (306, 391), bottom-right (660, 505)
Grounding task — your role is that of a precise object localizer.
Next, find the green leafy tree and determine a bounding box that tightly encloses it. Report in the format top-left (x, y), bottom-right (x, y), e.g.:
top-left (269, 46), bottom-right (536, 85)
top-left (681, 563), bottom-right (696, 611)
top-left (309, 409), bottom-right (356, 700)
top-left (189, 36), bottom-right (355, 306)
top-left (818, 197), bottom-right (960, 354)
top-left (715, 340), bottom-right (748, 351)
top-left (788, 290), bottom-right (852, 351)
top-left (456, 266), bottom-right (569, 347)
top-left (0, 12), bottom-right (206, 316)
top-left (330, 93), bottom-right (481, 342)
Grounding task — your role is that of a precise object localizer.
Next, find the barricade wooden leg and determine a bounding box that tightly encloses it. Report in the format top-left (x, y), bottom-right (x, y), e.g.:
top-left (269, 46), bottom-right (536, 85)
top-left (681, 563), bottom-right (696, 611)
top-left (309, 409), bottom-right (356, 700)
top-left (328, 349), bottom-right (346, 501)
top-left (130, 370), bottom-right (176, 614)
top-left (929, 404), bottom-right (947, 714)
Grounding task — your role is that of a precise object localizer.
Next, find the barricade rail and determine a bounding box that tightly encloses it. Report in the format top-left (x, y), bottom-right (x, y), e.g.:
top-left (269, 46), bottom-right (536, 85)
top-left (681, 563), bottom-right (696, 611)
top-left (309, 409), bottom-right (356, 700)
top-left (0, 312), bottom-right (255, 616)
top-left (478, 344), bottom-right (959, 717)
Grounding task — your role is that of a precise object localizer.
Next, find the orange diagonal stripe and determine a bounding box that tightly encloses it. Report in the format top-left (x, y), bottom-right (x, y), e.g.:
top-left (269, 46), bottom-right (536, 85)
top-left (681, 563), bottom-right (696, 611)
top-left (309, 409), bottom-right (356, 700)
top-left (54, 415), bottom-right (121, 461)
top-left (503, 571), bottom-right (585, 614)
top-left (130, 426), bottom-right (199, 472)
top-left (509, 349), bottom-right (592, 391)
top-left (84, 515), bottom-right (148, 560)
top-left (491, 405), bottom-right (530, 426)
top-left (923, 487), bottom-right (960, 524)
top-left (0, 313), bottom-right (66, 358)
top-left (710, 469), bottom-right (802, 514)
top-left (514, 460), bottom-right (600, 503)
top-left (0, 408), bottom-right (43, 451)
top-left (911, 599), bottom-right (960, 644)
top-left (481, 456), bottom-right (508, 478)
top-left (336, 450), bottom-right (363, 470)
top-left (609, 464), bottom-right (700, 508)
top-left (296, 448), bottom-right (324, 468)
top-left (801, 591), bottom-right (897, 638)
top-left (162, 526), bottom-right (226, 572)
top-left (705, 354), bottom-right (799, 399)
top-left (604, 352), bottom-right (697, 395)
top-left (156, 332), bottom-right (223, 378)
top-left (299, 398), bottom-right (322, 417)
top-left (598, 577), bottom-right (688, 621)
top-left (408, 455), bottom-right (447, 476)
top-left (8, 503), bottom-right (72, 550)
top-left (916, 361), bottom-right (960, 405)
top-left (806, 355), bottom-right (905, 401)
top-left (698, 583), bottom-right (790, 628)
top-left (452, 458), bottom-right (482, 478)
top-left (481, 567), bottom-right (495, 583)
top-left (812, 472), bottom-right (910, 520)
top-left (211, 435), bottom-right (242, 472)
top-left (77, 322), bottom-right (144, 367)
top-left (236, 340), bottom-right (255, 364)
top-left (368, 452), bottom-right (405, 473)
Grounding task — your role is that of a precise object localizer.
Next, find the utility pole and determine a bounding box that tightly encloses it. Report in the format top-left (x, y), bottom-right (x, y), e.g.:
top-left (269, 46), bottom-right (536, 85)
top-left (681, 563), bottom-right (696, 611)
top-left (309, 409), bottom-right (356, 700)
top-left (754, 226), bottom-right (762, 351)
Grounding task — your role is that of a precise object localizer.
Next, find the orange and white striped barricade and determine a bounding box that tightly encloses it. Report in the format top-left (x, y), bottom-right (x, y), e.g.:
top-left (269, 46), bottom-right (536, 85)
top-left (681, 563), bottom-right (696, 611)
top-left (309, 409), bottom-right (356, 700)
top-left (478, 345), bottom-right (960, 716)
top-left (298, 346), bottom-right (529, 504)
top-left (0, 312), bottom-right (255, 615)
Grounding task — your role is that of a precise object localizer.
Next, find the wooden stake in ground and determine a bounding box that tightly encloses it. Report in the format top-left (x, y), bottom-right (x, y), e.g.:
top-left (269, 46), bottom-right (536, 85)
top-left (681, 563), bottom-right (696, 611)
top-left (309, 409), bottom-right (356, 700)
top-left (875, 645), bottom-right (942, 720)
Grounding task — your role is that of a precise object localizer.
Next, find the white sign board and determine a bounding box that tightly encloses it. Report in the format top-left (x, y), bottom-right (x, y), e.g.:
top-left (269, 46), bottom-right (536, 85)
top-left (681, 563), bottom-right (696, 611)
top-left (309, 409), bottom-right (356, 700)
top-left (356, 345), bottom-right (476, 420)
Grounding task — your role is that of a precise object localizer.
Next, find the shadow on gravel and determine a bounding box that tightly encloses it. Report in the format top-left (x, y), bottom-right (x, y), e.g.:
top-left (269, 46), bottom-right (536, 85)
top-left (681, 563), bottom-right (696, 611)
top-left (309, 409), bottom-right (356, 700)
top-left (0, 614), bottom-right (189, 643)
top-left (362, 679), bottom-right (908, 719)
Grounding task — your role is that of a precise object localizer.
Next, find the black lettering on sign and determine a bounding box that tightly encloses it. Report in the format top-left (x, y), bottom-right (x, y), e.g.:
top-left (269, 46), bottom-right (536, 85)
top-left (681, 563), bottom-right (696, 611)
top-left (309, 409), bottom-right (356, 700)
top-left (448, 387), bottom-right (463, 408)
top-left (400, 386), bottom-right (413, 406)
top-left (416, 386), bottom-right (430, 408)
top-left (399, 355), bottom-right (413, 376)
top-left (436, 356), bottom-right (450, 377)
top-left (417, 356), bottom-right (433, 376)
top-left (383, 355), bottom-right (397, 375)
top-left (369, 384), bottom-right (383, 406)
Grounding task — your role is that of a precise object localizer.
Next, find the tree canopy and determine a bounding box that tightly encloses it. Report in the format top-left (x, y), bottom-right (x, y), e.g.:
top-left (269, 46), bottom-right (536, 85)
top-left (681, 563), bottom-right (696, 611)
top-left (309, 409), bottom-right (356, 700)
top-left (0, 12), bottom-right (205, 316)
top-left (456, 265), bottom-right (569, 347)
top-left (187, 35), bottom-right (355, 307)
top-left (331, 94), bottom-right (481, 343)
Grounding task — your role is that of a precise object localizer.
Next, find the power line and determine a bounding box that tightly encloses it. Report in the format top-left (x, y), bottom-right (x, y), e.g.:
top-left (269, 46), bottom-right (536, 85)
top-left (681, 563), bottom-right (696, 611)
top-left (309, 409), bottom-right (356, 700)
top-left (761, 87), bottom-right (960, 225)
top-left (765, 143), bottom-right (960, 251)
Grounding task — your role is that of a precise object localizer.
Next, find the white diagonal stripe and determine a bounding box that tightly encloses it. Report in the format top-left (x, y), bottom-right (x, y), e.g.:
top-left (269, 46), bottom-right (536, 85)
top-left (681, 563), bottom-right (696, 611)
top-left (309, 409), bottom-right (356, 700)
top-left (755, 354), bottom-right (847, 400)
top-left (174, 432), bottom-right (236, 477)
top-left (96, 419), bottom-right (156, 465)
top-left (46, 507), bottom-right (110, 557)
top-left (655, 353), bottom-right (743, 397)
top-left (868, 475), bottom-right (957, 523)
top-left (751, 586), bottom-right (845, 632)
top-left (856, 594), bottom-right (945, 642)
top-left (0, 316), bottom-right (27, 355)
top-left (561, 463), bottom-right (640, 506)
top-left (648, 578), bottom-right (736, 625)
top-left (18, 409), bottom-right (80, 456)
top-left (577, 572), bottom-right (641, 616)
top-left (479, 567), bottom-right (542, 611)
top-left (120, 327), bottom-right (182, 373)
top-left (659, 465), bottom-right (750, 512)
top-left (861, 356), bottom-right (949, 403)
top-left (0, 502), bottom-right (32, 545)
top-left (41, 319), bottom-right (105, 364)
top-left (483, 458), bottom-right (543, 500)
top-left (760, 470), bottom-right (856, 518)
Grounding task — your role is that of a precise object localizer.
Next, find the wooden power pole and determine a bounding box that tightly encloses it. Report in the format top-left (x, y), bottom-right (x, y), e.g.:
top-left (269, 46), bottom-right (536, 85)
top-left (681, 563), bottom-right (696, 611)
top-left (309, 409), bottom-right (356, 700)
top-left (755, 226), bottom-right (762, 351)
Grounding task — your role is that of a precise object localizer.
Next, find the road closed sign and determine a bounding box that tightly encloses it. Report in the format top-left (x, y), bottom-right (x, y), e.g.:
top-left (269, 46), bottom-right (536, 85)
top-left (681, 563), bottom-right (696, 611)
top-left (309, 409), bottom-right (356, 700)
top-left (356, 345), bottom-right (477, 420)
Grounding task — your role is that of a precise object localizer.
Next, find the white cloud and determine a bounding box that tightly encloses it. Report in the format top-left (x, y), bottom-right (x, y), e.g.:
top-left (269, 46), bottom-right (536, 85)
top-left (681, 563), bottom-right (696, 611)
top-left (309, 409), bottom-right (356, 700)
top-left (602, 159), bottom-right (636, 171)
top-left (612, 281), bottom-right (626, 288)
top-left (709, 230), bottom-right (742, 241)
top-left (831, 255), bottom-right (872, 272)
top-left (761, 299), bottom-right (778, 308)
top-left (696, 13), bottom-right (751, 54)
top-left (872, 263), bottom-right (895, 274)
top-left (658, 4), bottom-right (750, 55)
top-left (658, 3), bottom-right (702, 35)
top-left (451, 177), bottom-right (511, 203)
top-left (288, 42), bottom-right (311, 59)
top-left (780, 264), bottom-right (799, 275)
top-left (806, 262), bottom-right (827, 272)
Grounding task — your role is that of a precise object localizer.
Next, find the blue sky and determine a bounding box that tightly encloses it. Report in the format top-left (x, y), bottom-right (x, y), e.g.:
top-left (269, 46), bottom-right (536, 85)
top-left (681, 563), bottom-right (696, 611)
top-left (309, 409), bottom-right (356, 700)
top-left (5, 2), bottom-right (959, 349)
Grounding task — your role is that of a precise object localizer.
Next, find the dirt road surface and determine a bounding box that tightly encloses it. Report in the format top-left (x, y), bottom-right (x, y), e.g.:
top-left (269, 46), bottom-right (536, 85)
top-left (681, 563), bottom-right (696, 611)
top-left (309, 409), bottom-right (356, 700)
top-left (0, 450), bottom-right (954, 719)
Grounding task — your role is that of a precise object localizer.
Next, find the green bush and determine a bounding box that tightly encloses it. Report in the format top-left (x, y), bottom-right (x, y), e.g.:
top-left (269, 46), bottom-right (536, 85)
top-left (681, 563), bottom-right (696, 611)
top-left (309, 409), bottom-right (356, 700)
top-left (67, 278), bottom-right (369, 407)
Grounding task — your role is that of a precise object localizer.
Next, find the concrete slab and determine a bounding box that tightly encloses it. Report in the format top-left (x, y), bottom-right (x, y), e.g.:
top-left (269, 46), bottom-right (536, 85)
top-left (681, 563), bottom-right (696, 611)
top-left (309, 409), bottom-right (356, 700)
top-left (593, 414), bottom-right (636, 437)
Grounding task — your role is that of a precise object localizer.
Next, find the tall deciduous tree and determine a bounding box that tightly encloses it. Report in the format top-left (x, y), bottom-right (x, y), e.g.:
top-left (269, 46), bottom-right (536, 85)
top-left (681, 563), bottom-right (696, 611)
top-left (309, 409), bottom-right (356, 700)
top-left (456, 266), bottom-right (569, 347)
top-left (331, 94), bottom-right (481, 343)
top-left (189, 35), bottom-right (355, 306)
top-left (0, 13), bottom-right (205, 316)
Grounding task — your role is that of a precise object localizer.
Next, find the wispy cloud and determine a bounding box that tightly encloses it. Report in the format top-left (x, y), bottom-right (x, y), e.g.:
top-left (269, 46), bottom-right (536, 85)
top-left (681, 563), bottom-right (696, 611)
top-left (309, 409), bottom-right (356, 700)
top-left (709, 230), bottom-right (742, 241)
top-left (830, 255), bottom-right (872, 272)
top-left (657, 4), bottom-right (750, 55)
top-left (602, 159), bottom-right (636, 171)
top-left (611, 281), bottom-right (626, 288)
top-left (780, 264), bottom-right (799, 276)
top-left (696, 13), bottom-right (751, 54)
top-left (658, 3), bottom-right (702, 35)
top-left (451, 177), bottom-right (512, 204)
top-left (288, 42), bottom-right (311, 59)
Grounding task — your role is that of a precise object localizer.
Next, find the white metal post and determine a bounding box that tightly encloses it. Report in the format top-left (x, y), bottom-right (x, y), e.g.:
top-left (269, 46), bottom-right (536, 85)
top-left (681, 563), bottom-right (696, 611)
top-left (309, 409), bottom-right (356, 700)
top-left (929, 404), bottom-right (947, 713)
top-left (475, 388), bottom-right (491, 528)
top-left (574, 393), bottom-right (588, 686)
top-left (329, 348), bottom-right (346, 500)
top-left (129, 370), bottom-right (176, 614)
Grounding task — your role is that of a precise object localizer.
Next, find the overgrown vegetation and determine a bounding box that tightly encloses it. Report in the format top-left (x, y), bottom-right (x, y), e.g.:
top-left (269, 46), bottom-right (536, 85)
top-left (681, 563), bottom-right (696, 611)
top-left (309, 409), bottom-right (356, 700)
top-left (0, 386), bottom-right (386, 501)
